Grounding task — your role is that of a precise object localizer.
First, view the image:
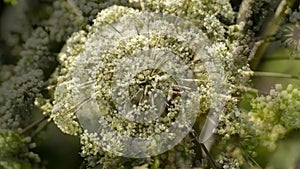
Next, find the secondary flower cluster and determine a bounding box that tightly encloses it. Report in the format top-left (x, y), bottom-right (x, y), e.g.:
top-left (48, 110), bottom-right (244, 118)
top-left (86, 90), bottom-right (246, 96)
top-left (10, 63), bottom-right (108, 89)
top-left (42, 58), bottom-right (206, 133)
top-left (247, 84), bottom-right (300, 150)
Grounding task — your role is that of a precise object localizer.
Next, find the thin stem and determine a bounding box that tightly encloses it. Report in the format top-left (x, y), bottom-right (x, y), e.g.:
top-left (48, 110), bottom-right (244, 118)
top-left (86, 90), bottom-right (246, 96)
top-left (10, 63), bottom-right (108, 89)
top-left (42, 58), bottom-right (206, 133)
top-left (253, 71), bottom-right (300, 80)
top-left (21, 116), bottom-right (48, 134)
top-left (228, 83), bottom-right (259, 94)
top-left (239, 86), bottom-right (258, 94)
top-left (200, 143), bottom-right (220, 169)
top-left (79, 161), bottom-right (86, 169)
top-left (70, 96), bottom-right (93, 114)
top-left (105, 21), bottom-right (122, 36)
top-left (191, 127), bottom-right (220, 169)
top-left (31, 119), bottom-right (51, 138)
top-left (262, 56), bottom-right (300, 61)
top-left (239, 143), bottom-right (263, 169)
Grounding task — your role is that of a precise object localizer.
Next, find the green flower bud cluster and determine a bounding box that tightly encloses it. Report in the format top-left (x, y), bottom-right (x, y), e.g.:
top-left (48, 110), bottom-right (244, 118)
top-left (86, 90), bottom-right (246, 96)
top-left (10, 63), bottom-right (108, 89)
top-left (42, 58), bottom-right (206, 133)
top-left (0, 130), bottom-right (40, 169)
top-left (248, 84), bottom-right (300, 150)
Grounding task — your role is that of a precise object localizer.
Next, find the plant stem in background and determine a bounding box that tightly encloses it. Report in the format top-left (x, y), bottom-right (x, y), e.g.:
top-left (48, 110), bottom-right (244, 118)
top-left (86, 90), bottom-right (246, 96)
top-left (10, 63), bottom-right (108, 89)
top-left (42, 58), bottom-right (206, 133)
top-left (21, 116), bottom-right (48, 134)
top-left (249, 0), bottom-right (295, 70)
top-left (253, 71), bottom-right (300, 80)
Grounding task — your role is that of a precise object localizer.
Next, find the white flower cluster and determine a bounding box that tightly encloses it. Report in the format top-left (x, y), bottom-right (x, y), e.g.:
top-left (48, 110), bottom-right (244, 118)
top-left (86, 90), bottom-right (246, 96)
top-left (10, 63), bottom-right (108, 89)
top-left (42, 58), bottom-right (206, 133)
top-left (52, 5), bottom-right (208, 156)
top-left (50, 1), bottom-right (252, 167)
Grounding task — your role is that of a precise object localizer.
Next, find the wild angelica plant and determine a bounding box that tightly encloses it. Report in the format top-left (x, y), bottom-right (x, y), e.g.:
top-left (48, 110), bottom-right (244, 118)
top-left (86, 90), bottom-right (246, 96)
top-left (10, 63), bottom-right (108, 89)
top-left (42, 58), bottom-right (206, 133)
top-left (0, 0), bottom-right (300, 169)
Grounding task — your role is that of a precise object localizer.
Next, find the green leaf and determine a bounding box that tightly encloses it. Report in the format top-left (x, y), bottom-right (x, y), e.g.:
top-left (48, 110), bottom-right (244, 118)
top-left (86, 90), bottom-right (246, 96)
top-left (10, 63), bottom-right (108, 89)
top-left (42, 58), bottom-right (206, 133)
top-left (3, 0), bottom-right (18, 6)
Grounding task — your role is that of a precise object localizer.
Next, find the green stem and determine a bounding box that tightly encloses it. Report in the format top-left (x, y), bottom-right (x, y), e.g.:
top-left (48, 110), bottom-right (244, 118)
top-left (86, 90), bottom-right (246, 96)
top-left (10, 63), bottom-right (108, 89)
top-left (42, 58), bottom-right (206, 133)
top-left (151, 156), bottom-right (160, 169)
top-left (253, 71), bottom-right (300, 80)
top-left (31, 119), bottom-right (51, 138)
top-left (262, 57), bottom-right (300, 61)
top-left (21, 116), bottom-right (48, 134)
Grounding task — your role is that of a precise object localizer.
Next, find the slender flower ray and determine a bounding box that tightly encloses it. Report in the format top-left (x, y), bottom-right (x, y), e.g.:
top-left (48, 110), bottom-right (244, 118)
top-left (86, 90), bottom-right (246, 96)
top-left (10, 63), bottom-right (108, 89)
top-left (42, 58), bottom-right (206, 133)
top-left (150, 51), bottom-right (171, 76)
top-left (149, 32), bottom-right (161, 62)
top-left (56, 76), bottom-right (96, 90)
top-left (105, 21), bottom-right (123, 36)
top-left (179, 78), bottom-right (206, 82)
top-left (173, 0), bottom-right (188, 26)
top-left (172, 84), bottom-right (192, 91)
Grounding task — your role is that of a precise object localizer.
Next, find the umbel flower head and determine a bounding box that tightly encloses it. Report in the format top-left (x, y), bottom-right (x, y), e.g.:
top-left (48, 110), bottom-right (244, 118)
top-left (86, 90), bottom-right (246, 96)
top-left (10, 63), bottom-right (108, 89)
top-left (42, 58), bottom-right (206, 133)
top-left (50, 2), bottom-right (251, 167)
